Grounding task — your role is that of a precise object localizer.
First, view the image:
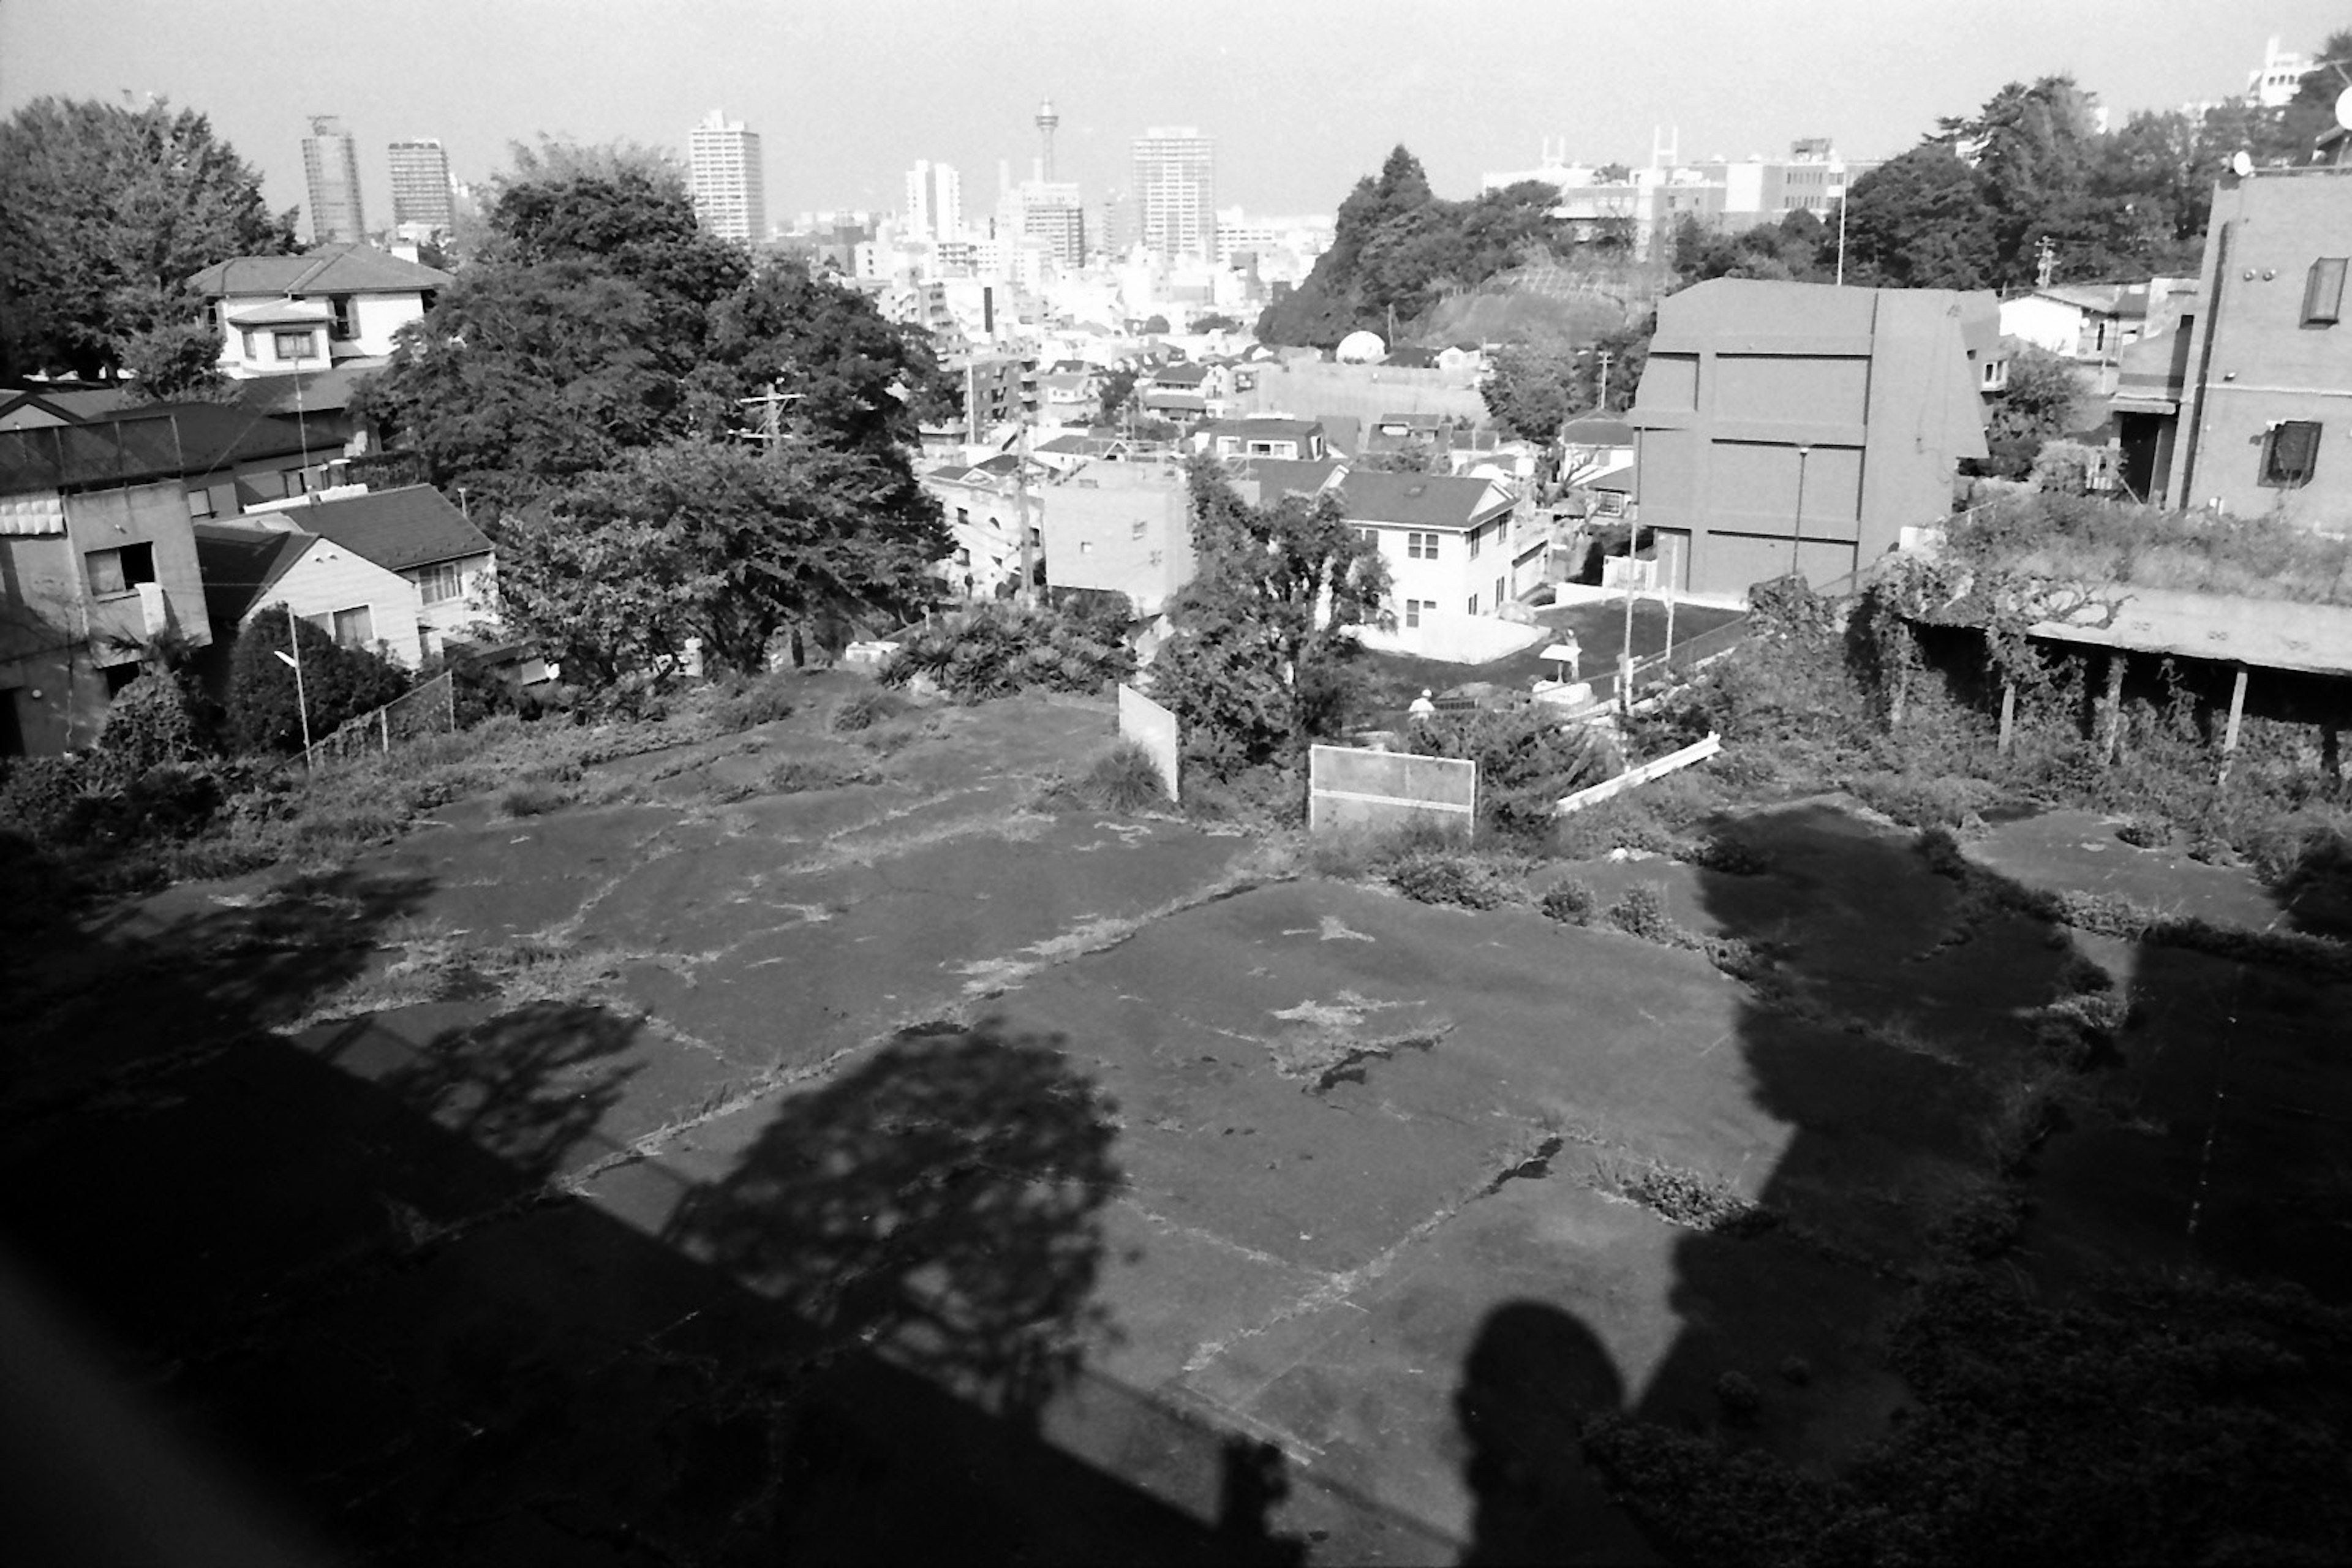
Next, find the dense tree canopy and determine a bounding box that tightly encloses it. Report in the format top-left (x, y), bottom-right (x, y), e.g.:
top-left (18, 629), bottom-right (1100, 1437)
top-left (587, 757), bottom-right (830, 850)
top-left (1149, 458), bottom-right (1389, 782)
top-left (1256, 148), bottom-right (1574, 347)
top-left (0, 97), bottom-right (295, 382)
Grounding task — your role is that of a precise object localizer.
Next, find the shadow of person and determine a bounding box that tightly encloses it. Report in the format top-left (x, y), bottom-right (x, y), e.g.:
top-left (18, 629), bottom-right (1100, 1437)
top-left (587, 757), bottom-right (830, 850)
top-left (1213, 1435), bottom-right (1308, 1566)
top-left (1455, 1299), bottom-right (1632, 1567)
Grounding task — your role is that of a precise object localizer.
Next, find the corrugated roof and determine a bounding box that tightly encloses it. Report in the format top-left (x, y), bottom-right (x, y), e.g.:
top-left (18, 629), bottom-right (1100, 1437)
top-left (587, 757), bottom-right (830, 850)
top-left (1337, 470), bottom-right (1514, 530)
top-left (0, 405), bottom-right (319, 494)
top-left (294, 484), bottom-right (491, 572)
top-left (194, 522), bottom-right (313, 627)
top-left (187, 243), bottom-right (453, 298)
top-left (230, 364), bottom-right (378, 417)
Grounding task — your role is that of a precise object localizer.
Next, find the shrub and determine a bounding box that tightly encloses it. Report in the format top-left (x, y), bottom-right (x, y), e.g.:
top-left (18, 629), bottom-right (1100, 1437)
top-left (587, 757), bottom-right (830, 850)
top-left (832, 688), bottom-right (910, 733)
top-left (1680, 832), bottom-right (1771, 875)
top-left (1079, 741), bottom-right (1168, 812)
top-left (497, 781), bottom-right (575, 818)
top-left (764, 758), bottom-right (876, 793)
top-left (96, 671), bottom-right (206, 778)
top-left (1407, 706), bottom-right (1618, 838)
top-left (1387, 848), bottom-right (1518, 909)
top-left (227, 608), bottom-right (410, 755)
top-left (1605, 883), bottom-right (1681, 944)
top-left (709, 674), bottom-right (797, 733)
top-left (0, 755), bottom-right (98, 841)
top-left (1714, 1371), bottom-right (1762, 1425)
top-left (1540, 878), bottom-right (1597, 925)
top-left (1846, 771), bottom-right (1991, 830)
top-left (880, 603), bottom-right (1135, 701)
top-left (2116, 813), bottom-right (2171, 848)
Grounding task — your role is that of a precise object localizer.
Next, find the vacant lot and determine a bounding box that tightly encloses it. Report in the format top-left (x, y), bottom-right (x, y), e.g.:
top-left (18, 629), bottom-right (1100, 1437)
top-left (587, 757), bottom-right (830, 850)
top-left (2, 684), bottom-right (2343, 1564)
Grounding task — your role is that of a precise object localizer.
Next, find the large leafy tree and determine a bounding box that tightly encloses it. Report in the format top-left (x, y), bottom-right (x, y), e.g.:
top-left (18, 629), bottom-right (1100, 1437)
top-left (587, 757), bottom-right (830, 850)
top-left (354, 143), bottom-right (751, 515)
top-left (0, 97), bottom-right (295, 382)
top-left (1841, 144), bottom-right (2000, 291)
top-left (1149, 458), bottom-right (1389, 785)
top-left (502, 440), bottom-right (947, 688)
top-left (1975, 344), bottom-right (2088, 479)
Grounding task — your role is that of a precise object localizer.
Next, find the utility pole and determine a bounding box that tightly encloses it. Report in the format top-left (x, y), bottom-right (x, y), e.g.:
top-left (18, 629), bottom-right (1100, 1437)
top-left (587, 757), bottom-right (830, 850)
top-left (1596, 349), bottom-right (1614, 409)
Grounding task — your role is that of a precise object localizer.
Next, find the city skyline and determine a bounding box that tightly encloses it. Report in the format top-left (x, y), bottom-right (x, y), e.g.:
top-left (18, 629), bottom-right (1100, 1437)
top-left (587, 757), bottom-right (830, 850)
top-left (5, 0), bottom-right (2343, 240)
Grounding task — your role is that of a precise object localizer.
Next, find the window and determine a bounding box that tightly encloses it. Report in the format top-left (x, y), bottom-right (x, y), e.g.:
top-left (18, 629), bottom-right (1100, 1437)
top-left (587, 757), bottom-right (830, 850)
top-left (1148, 549), bottom-right (1164, 567)
top-left (1130, 520), bottom-right (1147, 540)
top-left (239, 328), bottom-right (260, 360)
top-left (1467, 594), bottom-right (1479, 616)
top-left (331, 605), bottom-right (375, 648)
top-left (1404, 598), bottom-right (1433, 628)
top-left (273, 330), bottom-right (316, 361)
top-left (85, 542), bottom-right (155, 597)
top-left (1407, 531), bottom-right (1439, 560)
top-left (2304, 258), bottom-right (2346, 326)
top-left (328, 295), bottom-right (358, 340)
top-left (186, 488), bottom-right (216, 520)
top-left (1494, 576), bottom-right (1506, 609)
top-left (956, 507), bottom-right (971, 527)
top-left (415, 561), bottom-right (463, 604)
top-left (1468, 525), bottom-right (1482, 559)
top-left (1079, 540), bottom-right (1093, 554)
top-left (2261, 420), bottom-right (2323, 488)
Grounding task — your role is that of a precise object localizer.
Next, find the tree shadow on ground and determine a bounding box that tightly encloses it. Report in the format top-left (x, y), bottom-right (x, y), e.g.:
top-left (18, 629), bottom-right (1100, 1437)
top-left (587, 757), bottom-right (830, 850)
top-left (662, 1019), bottom-right (1121, 1424)
top-left (1454, 1301), bottom-right (1629, 1567)
top-left (1, 871), bottom-right (1311, 1568)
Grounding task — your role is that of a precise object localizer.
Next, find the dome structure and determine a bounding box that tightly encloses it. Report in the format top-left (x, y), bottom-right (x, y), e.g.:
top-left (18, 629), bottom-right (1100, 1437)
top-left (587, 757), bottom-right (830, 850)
top-left (1335, 329), bottom-right (1385, 363)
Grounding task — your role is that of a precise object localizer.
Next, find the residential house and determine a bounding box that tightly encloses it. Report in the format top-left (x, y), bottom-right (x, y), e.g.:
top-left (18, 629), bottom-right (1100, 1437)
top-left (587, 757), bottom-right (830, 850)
top-left (1999, 279), bottom-right (2195, 391)
top-left (1336, 469), bottom-right (1522, 641)
top-left (1558, 413), bottom-right (1636, 489)
top-left (2114, 165), bottom-right (2352, 521)
top-left (186, 244), bottom-right (453, 379)
top-left (192, 484), bottom-right (496, 671)
top-left (1138, 360), bottom-right (1221, 426)
top-left (0, 417), bottom-right (221, 753)
top-left (1200, 417), bottom-right (1327, 461)
top-left (1626, 277), bottom-right (1997, 597)
top-left (1037, 459), bottom-right (1196, 614)
top-left (922, 462), bottom-right (1038, 600)
top-left (1232, 456), bottom-right (1344, 506)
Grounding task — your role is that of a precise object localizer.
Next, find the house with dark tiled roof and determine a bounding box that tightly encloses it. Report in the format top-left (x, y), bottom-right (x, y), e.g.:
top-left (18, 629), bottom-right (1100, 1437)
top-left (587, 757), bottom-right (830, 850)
top-left (195, 484), bottom-right (496, 668)
top-left (186, 243), bottom-right (452, 379)
top-left (1336, 470), bottom-right (1522, 641)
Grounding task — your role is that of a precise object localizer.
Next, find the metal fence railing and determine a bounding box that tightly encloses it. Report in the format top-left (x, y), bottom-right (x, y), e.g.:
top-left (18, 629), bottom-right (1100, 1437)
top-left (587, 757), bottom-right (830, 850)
top-left (296, 670), bottom-right (456, 771)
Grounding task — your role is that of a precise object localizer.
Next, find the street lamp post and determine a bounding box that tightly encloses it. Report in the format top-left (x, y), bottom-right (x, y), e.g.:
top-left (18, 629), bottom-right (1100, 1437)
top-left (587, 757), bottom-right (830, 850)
top-left (1790, 444), bottom-right (1813, 581)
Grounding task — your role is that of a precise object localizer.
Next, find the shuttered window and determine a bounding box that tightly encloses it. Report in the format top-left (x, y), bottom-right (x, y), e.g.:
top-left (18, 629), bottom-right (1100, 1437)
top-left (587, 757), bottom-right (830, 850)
top-left (2303, 258), bottom-right (2346, 325)
top-left (2261, 420), bottom-right (2322, 488)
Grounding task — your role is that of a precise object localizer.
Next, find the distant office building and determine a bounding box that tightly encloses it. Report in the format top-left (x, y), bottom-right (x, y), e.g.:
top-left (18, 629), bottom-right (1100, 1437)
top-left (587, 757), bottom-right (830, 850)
top-left (906, 160), bottom-right (963, 243)
top-left (386, 139), bottom-right (454, 233)
top-left (1003, 181), bottom-right (1085, 268)
top-left (2248, 35), bottom-right (2315, 109)
top-left (1134, 127), bottom-right (1216, 260)
top-left (1098, 190), bottom-right (1141, 260)
top-left (688, 109), bottom-right (766, 242)
top-left (303, 116), bottom-right (366, 244)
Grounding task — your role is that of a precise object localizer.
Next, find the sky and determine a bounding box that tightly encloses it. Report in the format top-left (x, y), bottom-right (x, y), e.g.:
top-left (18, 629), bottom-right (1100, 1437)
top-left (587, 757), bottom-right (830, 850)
top-left (4, 0), bottom-right (2347, 232)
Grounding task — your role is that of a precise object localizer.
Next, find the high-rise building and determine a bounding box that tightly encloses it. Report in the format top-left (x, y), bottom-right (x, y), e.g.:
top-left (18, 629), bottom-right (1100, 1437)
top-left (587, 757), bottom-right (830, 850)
top-left (303, 116), bottom-right (366, 244)
top-left (905, 159), bottom-right (963, 243)
top-left (387, 139), bottom-right (454, 233)
top-left (688, 108), bottom-right (766, 242)
top-left (998, 180), bottom-right (1085, 268)
top-left (1133, 127), bottom-right (1216, 260)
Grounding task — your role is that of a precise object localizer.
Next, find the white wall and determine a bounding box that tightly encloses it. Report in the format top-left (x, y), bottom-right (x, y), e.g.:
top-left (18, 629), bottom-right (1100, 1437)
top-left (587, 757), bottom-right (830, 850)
top-left (409, 552), bottom-right (497, 654)
top-left (247, 541), bottom-right (425, 668)
top-left (350, 291), bottom-right (430, 356)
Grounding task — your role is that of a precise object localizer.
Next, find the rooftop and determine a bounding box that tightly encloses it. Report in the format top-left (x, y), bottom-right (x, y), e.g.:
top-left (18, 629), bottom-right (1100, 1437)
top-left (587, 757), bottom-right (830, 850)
top-left (0, 405), bottom-right (320, 494)
top-left (295, 484), bottom-right (492, 572)
top-left (187, 243), bottom-right (454, 298)
top-left (192, 521), bottom-right (311, 626)
top-left (1336, 469), bottom-right (1515, 530)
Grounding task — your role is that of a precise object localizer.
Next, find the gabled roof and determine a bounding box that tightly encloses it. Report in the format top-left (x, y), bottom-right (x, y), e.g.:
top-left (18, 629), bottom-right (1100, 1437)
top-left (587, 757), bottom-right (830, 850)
top-left (1336, 470), bottom-right (1515, 531)
top-left (194, 521), bottom-right (314, 626)
top-left (1152, 363), bottom-right (1210, 386)
top-left (1205, 416), bottom-right (1323, 442)
top-left (1237, 457), bottom-right (1344, 497)
top-left (187, 243), bottom-right (454, 299)
top-left (1036, 433), bottom-right (1096, 455)
top-left (0, 385), bottom-right (138, 424)
top-left (295, 484), bottom-right (491, 572)
top-left (1316, 415), bottom-right (1362, 457)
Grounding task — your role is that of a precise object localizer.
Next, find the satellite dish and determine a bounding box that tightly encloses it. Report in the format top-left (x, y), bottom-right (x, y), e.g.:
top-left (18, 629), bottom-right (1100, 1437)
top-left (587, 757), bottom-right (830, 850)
top-left (2230, 149), bottom-right (2255, 178)
top-left (2337, 86), bottom-right (2352, 130)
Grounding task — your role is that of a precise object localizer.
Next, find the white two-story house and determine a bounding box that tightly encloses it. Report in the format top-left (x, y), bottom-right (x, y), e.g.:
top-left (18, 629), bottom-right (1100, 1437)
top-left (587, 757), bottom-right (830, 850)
top-left (1337, 469), bottom-right (1521, 641)
top-left (186, 244), bottom-right (453, 380)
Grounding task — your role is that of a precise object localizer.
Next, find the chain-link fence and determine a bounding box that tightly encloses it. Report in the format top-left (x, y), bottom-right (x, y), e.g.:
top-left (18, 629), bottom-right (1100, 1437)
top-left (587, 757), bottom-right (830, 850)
top-left (299, 671), bottom-right (456, 770)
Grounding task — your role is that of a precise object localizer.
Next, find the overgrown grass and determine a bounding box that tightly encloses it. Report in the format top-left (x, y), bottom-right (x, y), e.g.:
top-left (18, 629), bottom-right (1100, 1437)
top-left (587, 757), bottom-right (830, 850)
top-left (831, 688), bottom-right (910, 733)
top-left (1950, 489), bottom-right (2352, 607)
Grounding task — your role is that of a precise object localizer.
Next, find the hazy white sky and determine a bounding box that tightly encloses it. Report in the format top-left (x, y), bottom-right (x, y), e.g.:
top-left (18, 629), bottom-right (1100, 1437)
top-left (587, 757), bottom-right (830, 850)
top-left (4, 0), bottom-right (2345, 228)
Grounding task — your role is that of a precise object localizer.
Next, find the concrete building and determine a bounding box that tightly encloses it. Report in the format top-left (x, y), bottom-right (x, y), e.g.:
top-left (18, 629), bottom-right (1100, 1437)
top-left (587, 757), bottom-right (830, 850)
top-left (688, 109), bottom-right (766, 242)
top-left (1038, 460), bottom-right (1195, 614)
top-left (1005, 181), bottom-right (1086, 268)
top-left (1481, 139), bottom-right (1880, 258)
top-left (186, 245), bottom-right (453, 379)
top-left (303, 116), bottom-right (366, 244)
top-left (0, 411), bottom-right (323, 752)
top-left (906, 160), bottom-right (963, 244)
top-left (2123, 165), bottom-right (2352, 521)
top-left (1134, 128), bottom-right (1216, 260)
top-left (1627, 277), bottom-right (1997, 597)
top-left (387, 138), bottom-right (454, 233)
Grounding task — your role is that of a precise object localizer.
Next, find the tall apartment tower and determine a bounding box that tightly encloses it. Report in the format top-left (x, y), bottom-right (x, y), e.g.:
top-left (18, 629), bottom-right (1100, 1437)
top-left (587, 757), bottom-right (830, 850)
top-left (688, 108), bottom-right (766, 243)
top-left (303, 115), bottom-right (367, 244)
top-left (905, 159), bottom-right (963, 243)
top-left (386, 138), bottom-right (454, 232)
top-left (1133, 127), bottom-right (1216, 260)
